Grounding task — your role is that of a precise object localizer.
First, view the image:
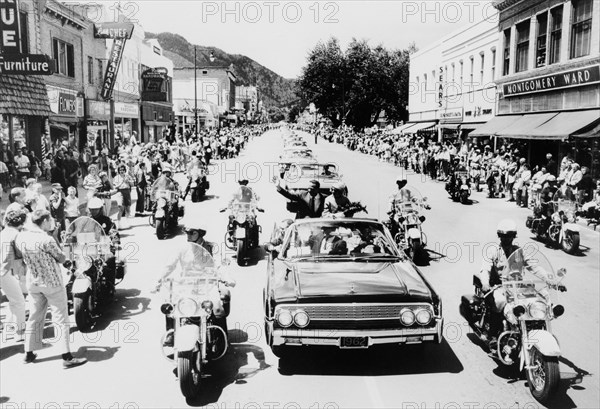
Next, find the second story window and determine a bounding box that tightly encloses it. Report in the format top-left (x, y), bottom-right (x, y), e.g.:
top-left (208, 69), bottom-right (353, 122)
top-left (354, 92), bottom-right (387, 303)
top-left (491, 48), bottom-right (496, 80)
top-left (549, 6), bottom-right (563, 64)
top-left (571, 0), bottom-right (593, 59)
top-left (19, 12), bottom-right (28, 53)
top-left (480, 53), bottom-right (485, 84)
top-left (52, 38), bottom-right (75, 78)
top-left (97, 59), bottom-right (104, 85)
top-left (469, 56), bottom-right (474, 85)
top-left (87, 56), bottom-right (94, 85)
top-left (459, 60), bottom-right (463, 84)
top-left (515, 20), bottom-right (530, 73)
top-left (503, 29), bottom-right (511, 76)
top-left (536, 12), bottom-right (548, 68)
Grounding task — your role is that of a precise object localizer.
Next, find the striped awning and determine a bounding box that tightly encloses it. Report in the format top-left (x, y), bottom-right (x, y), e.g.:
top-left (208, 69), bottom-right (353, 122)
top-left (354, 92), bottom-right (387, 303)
top-left (0, 75), bottom-right (52, 116)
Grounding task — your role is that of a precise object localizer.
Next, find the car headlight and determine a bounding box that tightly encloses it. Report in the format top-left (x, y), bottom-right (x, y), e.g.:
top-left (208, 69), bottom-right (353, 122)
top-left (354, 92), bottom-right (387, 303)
top-left (528, 301), bottom-right (548, 320)
top-left (177, 298), bottom-right (198, 316)
top-left (276, 309), bottom-right (293, 327)
top-left (400, 308), bottom-right (415, 326)
top-left (415, 308), bottom-right (432, 325)
top-left (293, 310), bottom-right (310, 328)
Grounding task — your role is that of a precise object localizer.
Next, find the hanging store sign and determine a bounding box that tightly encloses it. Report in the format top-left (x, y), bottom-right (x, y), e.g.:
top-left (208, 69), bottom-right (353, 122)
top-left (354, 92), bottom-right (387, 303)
top-left (0, 0), bottom-right (20, 53)
top-left (503, 65), bottom-right (600, 97)
top-left (100, 38), bottom-right (127, 100)
top-left (93, 22), bottom-right (134, 39)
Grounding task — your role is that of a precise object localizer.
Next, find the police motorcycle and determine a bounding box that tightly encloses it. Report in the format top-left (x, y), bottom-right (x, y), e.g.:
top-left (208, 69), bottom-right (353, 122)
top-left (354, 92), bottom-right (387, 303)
top-left (460, 248), bottom-right (567, 404)
top-left (526, 189), bottom-right (581, 255)
top-left (220, 199), bottom-right (264, 266)
top-left (155, 243), bottom-right (235, 399)
top-left (446, 169), bottom-right (471, 204)
top-left (386, 188), bottom-right (430, 261)
top-left (183, 166), bottom-right (210, 203)
top-left (62, 217), bottom-right (125, 331)
top-left (150, 186), bottom-right (183, 240)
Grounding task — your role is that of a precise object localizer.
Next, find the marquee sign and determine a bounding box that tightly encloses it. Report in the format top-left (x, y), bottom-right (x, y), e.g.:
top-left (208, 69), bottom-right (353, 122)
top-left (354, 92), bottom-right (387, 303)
top-left (503, 65), bottom-right (600, 97)
top-left (141, 67), bottom-right (168, 101)
top-left (93, 22), bottom-right (134, 39)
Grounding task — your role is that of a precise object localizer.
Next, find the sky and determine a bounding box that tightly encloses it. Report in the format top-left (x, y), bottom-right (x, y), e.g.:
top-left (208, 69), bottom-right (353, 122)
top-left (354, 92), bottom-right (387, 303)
top-left (74, 1), bottom-right (499, 79)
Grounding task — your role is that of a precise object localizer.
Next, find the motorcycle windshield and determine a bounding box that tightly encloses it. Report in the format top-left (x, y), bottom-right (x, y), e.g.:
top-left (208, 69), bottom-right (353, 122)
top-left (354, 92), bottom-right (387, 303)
top-left (169, 243), bottom-right (219, 299)
top-left (393, 185), bottom-right (426, 214)
top-left (503, 248), bottom-right (560, 306)
top-left (552, 189), bottom-right (577, 215)
top-left (152, 188), bottom-right (179, 202)
top-left (63, 217), bottom-right (110, 271)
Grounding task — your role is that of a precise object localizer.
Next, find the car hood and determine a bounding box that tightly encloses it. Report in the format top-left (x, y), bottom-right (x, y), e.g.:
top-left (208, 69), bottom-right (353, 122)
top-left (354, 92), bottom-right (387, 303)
top-left (272, 260), bottom-right (434, 304)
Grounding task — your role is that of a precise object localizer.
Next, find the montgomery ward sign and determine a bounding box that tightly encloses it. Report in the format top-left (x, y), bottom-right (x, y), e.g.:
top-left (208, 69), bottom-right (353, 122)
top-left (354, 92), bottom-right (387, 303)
top-left (100, 38), bottom-right (127, 100)
top-left (503, 65), bottom-right (600, 96)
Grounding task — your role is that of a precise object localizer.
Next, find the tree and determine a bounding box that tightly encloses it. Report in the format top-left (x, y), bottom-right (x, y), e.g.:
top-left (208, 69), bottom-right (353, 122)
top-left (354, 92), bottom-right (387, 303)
top-left (298, 37), bottom-right (412, 129)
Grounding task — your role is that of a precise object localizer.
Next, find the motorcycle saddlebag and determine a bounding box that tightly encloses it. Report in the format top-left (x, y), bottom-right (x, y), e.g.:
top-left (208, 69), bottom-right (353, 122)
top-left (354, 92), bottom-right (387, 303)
top-left (526, 215), bottom-right (534, 228)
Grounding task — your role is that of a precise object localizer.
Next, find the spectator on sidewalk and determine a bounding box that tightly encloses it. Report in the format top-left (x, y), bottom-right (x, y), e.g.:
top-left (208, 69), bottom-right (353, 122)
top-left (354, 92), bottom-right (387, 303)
top-left (14, 149), bottom-right (30, 180)
top-left (48, 183), bottom-right (66, 237)
top-left (15, 209), bottom-right (87, 368)
top-left (49, 158), bottom-right (66, 193)
top-left (82, 164), bottom-right (102, 199)
top-left (63, 151), bottom-right (80, 194)
top-left (64, 186), bottom-right (80, 230)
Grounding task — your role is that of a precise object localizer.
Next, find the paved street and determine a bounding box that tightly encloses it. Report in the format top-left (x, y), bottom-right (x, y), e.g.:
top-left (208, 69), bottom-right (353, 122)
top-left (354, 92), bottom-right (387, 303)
top-left (1, 128), bottom-right (598, 408)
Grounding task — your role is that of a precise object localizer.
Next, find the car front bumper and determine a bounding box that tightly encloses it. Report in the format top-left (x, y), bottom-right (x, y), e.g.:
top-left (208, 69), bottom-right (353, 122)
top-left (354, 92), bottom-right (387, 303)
top-left (271, 319), bottom-right (443, 348)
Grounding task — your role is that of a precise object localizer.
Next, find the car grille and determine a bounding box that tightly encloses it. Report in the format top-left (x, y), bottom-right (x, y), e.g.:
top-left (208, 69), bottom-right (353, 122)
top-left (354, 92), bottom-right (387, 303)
top-left (300, 304), bottom-right (406, 320)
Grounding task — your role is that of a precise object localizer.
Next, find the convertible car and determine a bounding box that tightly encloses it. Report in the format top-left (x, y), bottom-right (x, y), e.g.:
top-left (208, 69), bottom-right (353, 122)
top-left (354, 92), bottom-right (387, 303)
top-left (263, 218), bottom-right (443, 357)
top-left (283, 162), bottom-right (343, 196)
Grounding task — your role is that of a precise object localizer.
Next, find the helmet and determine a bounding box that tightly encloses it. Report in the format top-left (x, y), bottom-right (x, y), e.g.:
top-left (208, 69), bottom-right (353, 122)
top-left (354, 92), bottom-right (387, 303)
top-left (497, 219), bottom-right (517, 237)
top-left (88, 197), bottom-right (104, 210)
top-left (332, 181), bottom-right (346, 191)
top-left (162, 164), bottom-right (173, 173)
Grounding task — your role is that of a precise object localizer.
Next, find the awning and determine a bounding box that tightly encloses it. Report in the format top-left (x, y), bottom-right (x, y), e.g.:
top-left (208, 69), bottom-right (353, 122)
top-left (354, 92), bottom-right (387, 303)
top-left (573, 122), bottom-right (600, 138)
top-left (405, 121), bottom-right (436, 133)
top-left (460, 122), bottom-right (486, 131)
top-left (391, 123), bottom-right (415, 134)
top-left (50, 115), bottom-right (79, 124)
top-left (439, 123), bottom-right (461, 130)
top-left (528, 109), bottom-right (600, 140)
top-left (144, 120), bottom-right (170, 127)
top-left (0, 75), bottom-right (52, 116)
top-left (470, 115), bottom-right (523, 137)
top-left (496, 112), bottom-right (559, 139)
top-left (50, 123), bottom-right (69, 132)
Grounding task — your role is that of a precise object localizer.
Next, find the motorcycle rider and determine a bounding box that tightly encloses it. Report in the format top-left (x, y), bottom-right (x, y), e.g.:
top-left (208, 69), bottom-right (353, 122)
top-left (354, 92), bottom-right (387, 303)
top-left (149, 164), bottom-right (179, 216)
top-left (84, 197), bottom-right (121, 285)
top-left (154, 220), bottom-right (235, 348)
top-left (477, 219), bottom-right (564, 350)
top-left (182, 156), bottom-right (207, 201)
top-left (229, 179), bottom-right (260, 206)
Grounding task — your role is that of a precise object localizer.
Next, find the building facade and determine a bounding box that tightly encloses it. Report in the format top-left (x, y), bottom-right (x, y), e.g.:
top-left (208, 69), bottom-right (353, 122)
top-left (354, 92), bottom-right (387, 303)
top-left (483, 0), bottom-right (600, 174)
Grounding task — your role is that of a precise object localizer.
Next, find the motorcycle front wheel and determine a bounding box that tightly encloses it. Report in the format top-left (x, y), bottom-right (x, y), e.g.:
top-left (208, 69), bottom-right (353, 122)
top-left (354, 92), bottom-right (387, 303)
top-left (407, 239), bottom-right (420, 262)
top-left (237, 238), bottom-right (247, 266)
top-left (156, 219), bottom-right (167, 240)
top-left (74, 291), bottom-right (94, 332)
top-left (561, 232), bottom-right (580, 255)
top-left (460, 191), bottom-right (469, 205)
top-left (526, 347), bottom-right (560, 404)
top-left (178, 351), bottom-right (201, 399)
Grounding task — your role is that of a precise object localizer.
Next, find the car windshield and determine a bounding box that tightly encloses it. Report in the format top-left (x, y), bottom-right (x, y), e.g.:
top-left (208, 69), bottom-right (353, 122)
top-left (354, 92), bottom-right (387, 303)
top-left (282, 220), bottom-right (398, 260)
top-left (287, 163), bottom-right (339, 180)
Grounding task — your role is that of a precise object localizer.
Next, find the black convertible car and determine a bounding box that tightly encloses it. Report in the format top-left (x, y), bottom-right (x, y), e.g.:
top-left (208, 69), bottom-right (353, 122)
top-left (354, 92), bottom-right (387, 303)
top-left (263, 218), bottom-right (443, 357)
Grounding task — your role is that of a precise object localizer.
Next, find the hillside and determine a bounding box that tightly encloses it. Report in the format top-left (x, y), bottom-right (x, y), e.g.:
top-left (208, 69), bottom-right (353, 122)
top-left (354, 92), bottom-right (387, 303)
top-left (145, 32), bottom-right (298, 108)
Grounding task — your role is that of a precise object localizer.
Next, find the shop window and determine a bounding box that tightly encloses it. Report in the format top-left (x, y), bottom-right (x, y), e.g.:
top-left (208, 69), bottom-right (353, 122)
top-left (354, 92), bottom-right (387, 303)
top-left (536, 12), bottom-right (548, 68)
top-left (547, 92), bottom-right (561, 110)
top-left (549, 6), bottom-right (563, 64)
top-left (515, 20), bottom-right (530, 73)
top-left (19, 11), bottom-right (28, 53)
top-left (503, 29), bottom-right (511, 76)
top-left (52, 38), bottom-right (75, 78)
top-left (580, 86), bottom-right (597, 107)
top-left (570, 0), bottom-right (593, 59)
top-left (564, 90), bottom-right (579, 109)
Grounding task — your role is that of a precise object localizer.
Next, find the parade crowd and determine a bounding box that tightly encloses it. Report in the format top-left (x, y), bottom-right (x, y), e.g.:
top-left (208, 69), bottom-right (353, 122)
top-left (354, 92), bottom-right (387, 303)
top-left (307, 124), bottom-right (600, 222)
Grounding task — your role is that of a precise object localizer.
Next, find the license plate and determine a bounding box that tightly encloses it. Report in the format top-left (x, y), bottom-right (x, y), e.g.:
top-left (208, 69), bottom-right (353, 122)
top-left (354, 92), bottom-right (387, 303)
top-left (339, 336), bottom-right (368, 349)
top-left (235, 227), bottom-right (246, 239)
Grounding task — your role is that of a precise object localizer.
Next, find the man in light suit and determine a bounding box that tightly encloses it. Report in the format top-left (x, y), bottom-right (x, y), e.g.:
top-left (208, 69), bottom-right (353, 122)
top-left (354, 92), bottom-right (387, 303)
top-left (277, 179), bottom-right (324, 219)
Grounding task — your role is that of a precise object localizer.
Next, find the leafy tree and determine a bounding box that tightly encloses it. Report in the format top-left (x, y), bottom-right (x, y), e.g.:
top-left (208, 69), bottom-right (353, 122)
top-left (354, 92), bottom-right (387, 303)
top-left (298, 37), bottom-right (413, 129)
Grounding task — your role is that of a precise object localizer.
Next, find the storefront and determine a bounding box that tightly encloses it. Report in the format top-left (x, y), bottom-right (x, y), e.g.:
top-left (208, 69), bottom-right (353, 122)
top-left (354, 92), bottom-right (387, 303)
top-left (85, 100), bottom-right (111, 155)
top-left (113, 102), bottom-right (139, 146)
top-left (46, 85), bottom-right (84, 151)
top-left (0, 75), bottom-right (52, 157)
top-left (141, 102), bottom-right (174, 143)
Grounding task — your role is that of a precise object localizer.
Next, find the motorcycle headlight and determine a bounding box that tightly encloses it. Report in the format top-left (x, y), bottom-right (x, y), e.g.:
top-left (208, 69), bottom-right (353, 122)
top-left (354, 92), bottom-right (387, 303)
top-left (552, 213), bottom-right (561, 223)
top-left (177, 298), bottom-right (198, 316)
top-left (528, 301), bottom-right (548, 320)
top-left (566, 211), bottom-right (575, 223)
top-left (276, 309), bottom-right (293, 328)
top-left (400, 308), bottom-right (415, 326)
top-left (415, 308), bottom-right (432, 325)
top-left (236, 213), bottom-right (246, 224)
top-left (293, 310), bottom-right (310, 328)
top-left (93, 258), bottom-right (104, 268)
top-left (201, 300), bottom-right (214, 314)
top-left (157, 198), bottom-right (167, 208)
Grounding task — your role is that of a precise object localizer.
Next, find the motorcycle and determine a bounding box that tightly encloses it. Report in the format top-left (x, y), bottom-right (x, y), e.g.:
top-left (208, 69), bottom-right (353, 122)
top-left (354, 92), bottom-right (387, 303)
top-left (62, 216), bottom-right (125, 331)
top-left (150, 188), bottom-right (182, 240)
top-left (460, 248), bottom-right (567, 405)
top-left (184, 168), bottom-right (210, 203)
top-left (156, 243), bottom-right (234, 399)
top-left (526, 190), bottom-right (581, 255)
top-left (387, 190), bottom-right (429, 261)
top-left (446, 170), bottom-right (471, 204)
top-left (221, 200), bottom-right (264, 266)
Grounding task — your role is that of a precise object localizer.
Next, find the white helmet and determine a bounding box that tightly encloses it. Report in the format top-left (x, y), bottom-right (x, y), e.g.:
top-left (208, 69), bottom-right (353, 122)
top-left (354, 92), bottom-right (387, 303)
top-left (162, 163), bottom-right (173, 173)
top-left (88, 197), bottom-right (104, 210)
top-left (497, 219), bottom-right (517, 237)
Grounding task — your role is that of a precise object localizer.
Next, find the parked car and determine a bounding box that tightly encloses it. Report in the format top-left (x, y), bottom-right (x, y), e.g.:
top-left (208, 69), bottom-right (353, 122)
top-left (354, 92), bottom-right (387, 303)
top-left (263, 218), bottom-right (443, 358)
